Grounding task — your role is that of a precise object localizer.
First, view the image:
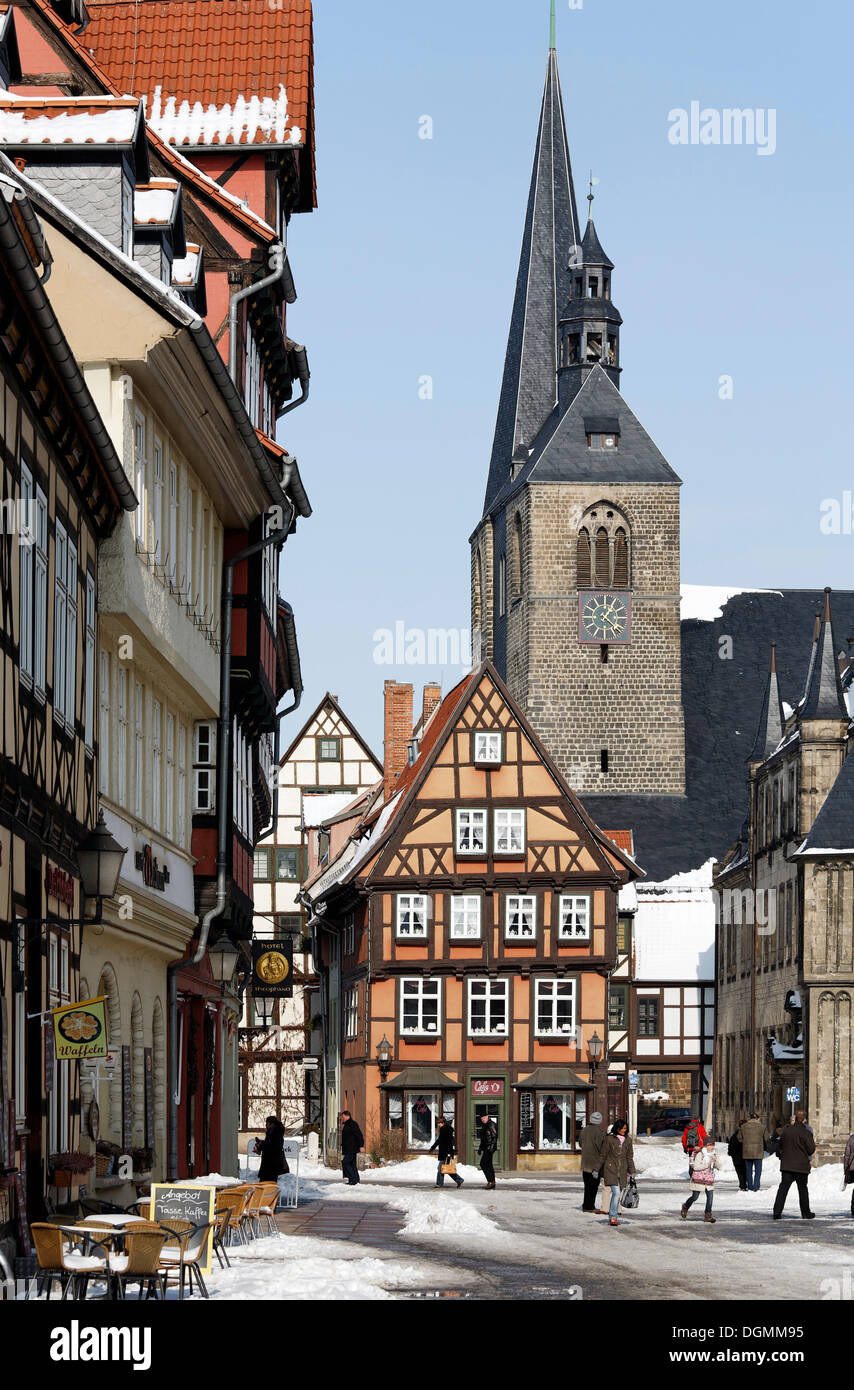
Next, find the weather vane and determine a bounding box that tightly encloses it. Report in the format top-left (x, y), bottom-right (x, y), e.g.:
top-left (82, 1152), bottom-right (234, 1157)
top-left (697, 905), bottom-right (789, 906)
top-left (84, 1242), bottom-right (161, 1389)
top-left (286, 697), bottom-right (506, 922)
top-left (550, 0), bottom-right (556, 50)
top-left (588, 171), bottom-right (600, 214)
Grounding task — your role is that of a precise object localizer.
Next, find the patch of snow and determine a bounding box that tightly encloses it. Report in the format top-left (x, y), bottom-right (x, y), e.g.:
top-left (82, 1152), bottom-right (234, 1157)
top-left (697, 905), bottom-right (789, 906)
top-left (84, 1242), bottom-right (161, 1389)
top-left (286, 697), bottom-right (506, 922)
top-left (302, 791), bottom-right (362, 829)
top-left (134, 186), bottom-right (176, 225)
top-left (148, 85), bottom-right (302, 147)
top-left (0, 104), bottom-right (139, 146)
top-left (680, 584), bottom-right (783, 623)
top-left (172, 245), bottom-right (200, 286)
top-left (181, 1171), bottom-right (242, 1188)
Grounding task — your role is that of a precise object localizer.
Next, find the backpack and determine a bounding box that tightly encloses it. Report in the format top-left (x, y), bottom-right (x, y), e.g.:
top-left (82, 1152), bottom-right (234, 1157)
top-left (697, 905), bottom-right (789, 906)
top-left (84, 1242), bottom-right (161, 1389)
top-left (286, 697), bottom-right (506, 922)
top-left (685, 1124), bottom-right (701, 1150)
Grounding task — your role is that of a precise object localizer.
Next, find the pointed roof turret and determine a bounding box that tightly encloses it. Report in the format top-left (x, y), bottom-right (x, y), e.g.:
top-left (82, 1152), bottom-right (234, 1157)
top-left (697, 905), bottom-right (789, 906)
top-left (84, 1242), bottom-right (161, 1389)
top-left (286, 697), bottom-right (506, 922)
top-left (801, 588), bottom-right (848, 721)
top-left (482, 41), bottom-right (581, 515)
top-left (748, 645), bottom-right (785, 763)
top-left (581, 217), bottom-right (613, 269)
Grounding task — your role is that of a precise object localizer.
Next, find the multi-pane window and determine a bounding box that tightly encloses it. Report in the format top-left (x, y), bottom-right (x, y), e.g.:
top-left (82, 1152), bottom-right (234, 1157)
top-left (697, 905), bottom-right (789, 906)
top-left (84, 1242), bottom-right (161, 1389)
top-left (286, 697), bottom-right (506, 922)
top-left (609, 984), bottom-right (628, 1031)
top-left (616, 914), bottom-right (632, 955)
top-left (539, 1093), bottom-right (586, 1150)
top-left (165, 713), bottom-right (175, 840)
top-left (19, 463), bottom-right (33, 681)
top-left (177, 723), bottom-right (187, 846)
top-left (558, 895), bottom-right (590, 940)
top-left (344, 985), bottom-right (358, 1040)
top-left (152, 438), bottom-right (163, 563)
top-left (200, 508), bottom-right (209, 622)
top-left (400, 978), bottom-right (441, 1035)
top-left (397, 894), bottom-right (428, 938)
top-left (168, 461), bottom-right (178, 583)
top-left (456, 808), bottom-right (487, 854)
top-left (254, 848), bottom-right (271, 881)
top-left (405, 1092), bottom-right (438, 1149)
top-left (275, 848), bottom-right (300, 881)
top-left (233, 720), bottom-right (251, 839)
top-left (53, 522), bottom-right (77, 727)
top-left (185, 488), bottom-right (195, 603)
top-left (473, 732), bottom-right (502, 763)
top-left (536, 979), bottom-right (576, 1036)
top-left (262, 512), bottom-right (278, 630)
top-left (134, 682), bottom-right (144, 818)
top-left (84, 574), bottom-right (95, 750)
top-left (468, 978), bottom-right (508, 1035)
top-left (117, 666), bottom-right (128, 805)
top-left (494, 809), bottom-right (525, 854)
top-left (317, 737), bottom-right (341, 761)
top-left (134, 413), bottom-right (147, 548)
top-left (47, 929), bottom-right (71, 1154)
top-left (99, 651), bottom-right (110, 796)
top-left (506, 895), bottom-right (536, 939)
top-left (18, 465), bottom-right (48, 696)
top-left (33, 482), bottom-right (47, 694)
top-left (449, 895), bottom-right (481, 940)
top-left (152, 700), bottom-right (162, 831)
top-left (637, 997), bottom-right (660, 1037)
top-left (194, 721), bottom-right (214, 812)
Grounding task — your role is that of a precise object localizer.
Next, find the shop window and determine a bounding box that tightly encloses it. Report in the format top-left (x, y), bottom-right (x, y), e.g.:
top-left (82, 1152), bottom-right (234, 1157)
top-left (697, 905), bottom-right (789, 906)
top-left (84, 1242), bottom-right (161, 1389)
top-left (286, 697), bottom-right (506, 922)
top-left (539, 1092), bottom-right (587, 1150)
top-left (558, 895), bottom-right (590, 940)
top-left (406, 1092), bottom-right (438, 1149)
top-left (506, 895), bottom-right (536, 940)
top-left (519, 1090), bottom-right (535, 1150)
top-left (388, 1094), bottom-right (403, 1131)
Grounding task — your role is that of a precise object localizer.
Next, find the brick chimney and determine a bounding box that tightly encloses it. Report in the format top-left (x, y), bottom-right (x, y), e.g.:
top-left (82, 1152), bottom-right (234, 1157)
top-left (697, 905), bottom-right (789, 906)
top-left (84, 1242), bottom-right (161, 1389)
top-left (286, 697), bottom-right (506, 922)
top-left (422, 683), bottom-right (442, 729)
top-left (383, 680), bottom-right (413, 802)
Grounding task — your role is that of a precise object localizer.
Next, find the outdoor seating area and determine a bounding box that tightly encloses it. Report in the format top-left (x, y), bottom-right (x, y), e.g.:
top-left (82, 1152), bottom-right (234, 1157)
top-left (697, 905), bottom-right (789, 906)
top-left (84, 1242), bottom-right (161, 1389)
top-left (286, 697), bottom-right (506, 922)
top-left (22, 1181), bottom-right (283, 1301)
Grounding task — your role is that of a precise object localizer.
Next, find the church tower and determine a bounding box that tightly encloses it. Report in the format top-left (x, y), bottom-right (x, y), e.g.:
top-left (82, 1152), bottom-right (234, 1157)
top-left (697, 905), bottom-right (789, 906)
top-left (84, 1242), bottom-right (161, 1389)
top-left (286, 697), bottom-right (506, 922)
top-left (470, 15), bottom-right (685, 796)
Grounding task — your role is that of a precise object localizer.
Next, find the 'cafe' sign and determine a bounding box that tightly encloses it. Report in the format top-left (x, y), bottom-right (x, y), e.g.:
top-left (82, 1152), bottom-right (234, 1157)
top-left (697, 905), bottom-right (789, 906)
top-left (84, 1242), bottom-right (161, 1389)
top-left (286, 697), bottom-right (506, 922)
top-left (134, 844), bottom-right (171, 892)
top-left (45, 864), bottom-right (75, 909)
top-left (472, 1079), bottom-right (503, 1097)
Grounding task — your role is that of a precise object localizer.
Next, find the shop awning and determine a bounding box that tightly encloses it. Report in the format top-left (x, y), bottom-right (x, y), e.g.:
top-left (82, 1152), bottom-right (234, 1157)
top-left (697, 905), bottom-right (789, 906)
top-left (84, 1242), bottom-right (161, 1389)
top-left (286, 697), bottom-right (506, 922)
top-left (378, 1067), bottom-right (464, 1091)
top-left (512, 1068), bottom-right (593, 1091)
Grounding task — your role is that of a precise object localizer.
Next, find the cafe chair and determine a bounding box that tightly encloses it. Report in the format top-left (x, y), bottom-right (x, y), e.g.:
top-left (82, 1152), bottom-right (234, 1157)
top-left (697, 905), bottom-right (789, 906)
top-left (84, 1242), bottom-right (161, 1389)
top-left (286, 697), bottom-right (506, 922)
top-left (254, 1182), bottom-right (282, 1237)
top-left (80, 1197), bottom-right (127, 1217)
top-left (150, 1220), bottom-right (214, 1300)
top-left (212, 1205), bottom-right (232, 1269)
top-left (215, 1187), bottom-right (252, 1246)
top-left (108, 1227), bottom-right (168, 1301)
top-left (30, 1223), bottom-right (107, 1301)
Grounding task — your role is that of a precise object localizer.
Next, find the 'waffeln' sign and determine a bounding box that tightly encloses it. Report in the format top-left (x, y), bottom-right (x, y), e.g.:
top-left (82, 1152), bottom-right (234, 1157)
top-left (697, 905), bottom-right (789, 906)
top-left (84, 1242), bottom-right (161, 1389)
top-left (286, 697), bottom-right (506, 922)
top-left (52, 996), bottom-right (108, 1061)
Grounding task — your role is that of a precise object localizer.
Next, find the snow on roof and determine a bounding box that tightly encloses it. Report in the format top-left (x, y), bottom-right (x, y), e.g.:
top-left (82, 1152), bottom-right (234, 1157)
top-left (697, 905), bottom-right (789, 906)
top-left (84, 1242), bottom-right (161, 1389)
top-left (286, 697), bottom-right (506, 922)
top-left (171, 242), bottom-right (200, 286)
top-left (302, 792), bottom-right (362, 829)
top-left (680, 584), bottom-right (783, 623)
top-left (134, 180), bottom-right (178, 225)
top-left (0, 97), bottom-right (141, 146)
top-left (636, 857), bottom-right (716, 896)
top-left (769, 1036), bottom-right (803, 1061)
top-left (148, 84), bottom-right (301, 148)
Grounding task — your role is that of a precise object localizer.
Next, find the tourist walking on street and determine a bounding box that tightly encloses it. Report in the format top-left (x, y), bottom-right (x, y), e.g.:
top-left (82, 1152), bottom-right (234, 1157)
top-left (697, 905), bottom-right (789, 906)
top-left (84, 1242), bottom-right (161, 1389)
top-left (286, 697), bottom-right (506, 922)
top-left (727, 1122), bottom-right (748, 1191)
top-left (256, 1114), bottom-right (288, 1182)
top-left (601, 1119), bottom-right (635, 1227)
top-left (430, 1116), bottom-right (464, 1189)
top-left (772, 1111), bottom-right (816, 1220)
top-left (478, 1113), bottom-right (498, 1189)
top-left (682, 1116), bottom-right (707, 1176)
top-left (843, 1131), bottom-right (854, 1217)
top-left (737, 1111), bottom-right (769, 1192)
top-left (581, 1111), bottom-right (606, 1212)
top-left (340, 1110), bottom-right (364, 1186)
top-left (681, 1137), bottom-right (721, 1224)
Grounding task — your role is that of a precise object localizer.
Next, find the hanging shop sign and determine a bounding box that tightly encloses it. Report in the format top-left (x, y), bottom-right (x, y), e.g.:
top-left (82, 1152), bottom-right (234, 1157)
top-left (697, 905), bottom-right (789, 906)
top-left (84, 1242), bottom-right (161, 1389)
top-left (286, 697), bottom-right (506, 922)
top-left (122, 1046), bottom-right (132, 1150)
top-left (134, 844), bottom-right (171, 891)
top-left (52, 996), bottom-right (108, 1061)
top-left (45, 864), bottom-right (75, 909)
top-left (252, 939), bottom-right (293, 998)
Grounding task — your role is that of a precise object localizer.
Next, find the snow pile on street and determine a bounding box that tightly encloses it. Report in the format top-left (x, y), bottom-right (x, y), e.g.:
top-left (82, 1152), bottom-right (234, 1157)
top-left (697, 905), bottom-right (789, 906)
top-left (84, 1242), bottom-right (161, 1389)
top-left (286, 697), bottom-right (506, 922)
top-left (182, 1171), bottom-right (242, 1188)
top-left (207, 1235), bottom-right (459, 1301)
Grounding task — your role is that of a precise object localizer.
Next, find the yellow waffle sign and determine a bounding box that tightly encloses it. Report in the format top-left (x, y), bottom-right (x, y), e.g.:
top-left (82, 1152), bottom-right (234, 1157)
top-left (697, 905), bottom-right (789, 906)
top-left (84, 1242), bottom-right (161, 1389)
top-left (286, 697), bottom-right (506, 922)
top-left (52, 996), bottom-right (108, 1061)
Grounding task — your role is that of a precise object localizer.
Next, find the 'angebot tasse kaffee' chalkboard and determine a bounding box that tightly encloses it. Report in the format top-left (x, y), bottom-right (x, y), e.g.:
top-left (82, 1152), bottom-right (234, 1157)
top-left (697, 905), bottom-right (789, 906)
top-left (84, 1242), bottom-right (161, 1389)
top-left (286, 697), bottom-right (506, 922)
top-left (148, 1184), bottom-right (216, 1275)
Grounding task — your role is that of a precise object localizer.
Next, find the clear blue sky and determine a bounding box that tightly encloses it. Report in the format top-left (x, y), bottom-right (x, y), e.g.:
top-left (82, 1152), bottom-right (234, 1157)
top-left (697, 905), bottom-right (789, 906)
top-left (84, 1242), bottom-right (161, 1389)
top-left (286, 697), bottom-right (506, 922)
top-left (280, 0), bottom-right (854, 757)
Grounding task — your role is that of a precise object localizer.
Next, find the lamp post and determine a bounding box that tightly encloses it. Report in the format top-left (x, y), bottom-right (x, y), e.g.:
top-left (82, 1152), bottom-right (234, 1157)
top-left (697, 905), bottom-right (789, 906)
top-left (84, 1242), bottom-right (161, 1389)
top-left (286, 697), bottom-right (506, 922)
top-left (376, 1035), bottom-right (392, 1082)
top-left (75, 812), bottom-right (128, 918)
top-left (587, 1031), bottom-right (603, 1068)
top-left (208, 935), bottom-right (240, 991)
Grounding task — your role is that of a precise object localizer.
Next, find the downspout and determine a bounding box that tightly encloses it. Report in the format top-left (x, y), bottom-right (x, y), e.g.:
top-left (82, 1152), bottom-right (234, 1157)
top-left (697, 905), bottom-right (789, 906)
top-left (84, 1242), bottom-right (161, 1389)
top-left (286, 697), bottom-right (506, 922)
top-left (228, 241), bottom-right (285, 386)
top-left (279, 344), bottom-right (310, 417)
top-left (168, 521), bottom-right (291, 1179)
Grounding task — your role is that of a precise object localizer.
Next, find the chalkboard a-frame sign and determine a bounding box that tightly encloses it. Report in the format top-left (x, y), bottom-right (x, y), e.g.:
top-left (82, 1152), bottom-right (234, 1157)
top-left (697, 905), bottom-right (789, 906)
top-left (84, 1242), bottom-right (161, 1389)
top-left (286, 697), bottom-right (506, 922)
top-left (149, 1184), bottom-right (216, 1275)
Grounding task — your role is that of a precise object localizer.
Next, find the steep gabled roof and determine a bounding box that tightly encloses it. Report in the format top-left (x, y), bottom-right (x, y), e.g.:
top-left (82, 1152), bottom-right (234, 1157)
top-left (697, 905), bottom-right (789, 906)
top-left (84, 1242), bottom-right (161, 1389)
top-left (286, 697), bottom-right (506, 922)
top-left (580, 216), bottom-right (612, 269)
top-left (801, 588), bottom-right (848, 721)
top-left (748, 645), bottom-right (785, 762)
top-left (483, 47), bottom-right (581, 516)
top-left (279, 691), bottom-right (382, 774)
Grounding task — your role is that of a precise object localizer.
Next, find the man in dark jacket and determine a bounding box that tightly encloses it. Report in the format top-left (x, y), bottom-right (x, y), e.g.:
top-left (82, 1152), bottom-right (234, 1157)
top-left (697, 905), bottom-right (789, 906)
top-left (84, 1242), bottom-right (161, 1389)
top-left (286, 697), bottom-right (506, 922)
top-left (581, 1111), bottom-right (606, 1211)
top-left (340, 1110), bottom-right (364, 1186)
top-left (772, 1112), bottom-right (816, 1219)
top-left (478, 1114), bottom-right (498, 1189)
top-left (430, 1117), bottom-right (464, 1188)
top-left (257, 1115), bottom-right (287, 1182)
top-left (737, 1111), bottom-right (769, 1191)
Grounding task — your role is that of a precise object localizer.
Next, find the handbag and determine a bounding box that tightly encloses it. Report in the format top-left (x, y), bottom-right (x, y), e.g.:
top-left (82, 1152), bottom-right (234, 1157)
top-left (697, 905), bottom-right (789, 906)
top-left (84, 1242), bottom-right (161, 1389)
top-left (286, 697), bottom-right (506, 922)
top-left (620, 1176), bottom-right (639, 1209)
top-left (440, 1159), bottom-right (457, 1175)
top-left (692, 1164), bottom-right (716, 1186)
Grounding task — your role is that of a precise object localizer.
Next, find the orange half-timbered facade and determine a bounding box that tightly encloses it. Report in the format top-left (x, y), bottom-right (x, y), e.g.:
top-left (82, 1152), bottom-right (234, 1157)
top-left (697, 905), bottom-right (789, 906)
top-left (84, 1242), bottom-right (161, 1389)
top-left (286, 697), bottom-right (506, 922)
top-left (305, 663), bottom-right (641, 1172)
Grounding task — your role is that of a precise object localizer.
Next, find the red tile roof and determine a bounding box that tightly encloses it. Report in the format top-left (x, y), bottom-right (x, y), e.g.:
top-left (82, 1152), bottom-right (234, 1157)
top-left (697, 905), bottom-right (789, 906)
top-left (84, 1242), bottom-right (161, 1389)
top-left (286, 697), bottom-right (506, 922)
top-left (603, 829), bottom-right (635, 856)
top-left (82, 0), bottom-right (313, 150)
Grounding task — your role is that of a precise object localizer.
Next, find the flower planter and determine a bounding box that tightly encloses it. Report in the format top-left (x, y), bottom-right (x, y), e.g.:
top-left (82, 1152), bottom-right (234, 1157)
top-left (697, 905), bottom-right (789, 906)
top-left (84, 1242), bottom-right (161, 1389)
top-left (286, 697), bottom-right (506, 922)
top-left (52, 1171), bottom-right (75, 1189)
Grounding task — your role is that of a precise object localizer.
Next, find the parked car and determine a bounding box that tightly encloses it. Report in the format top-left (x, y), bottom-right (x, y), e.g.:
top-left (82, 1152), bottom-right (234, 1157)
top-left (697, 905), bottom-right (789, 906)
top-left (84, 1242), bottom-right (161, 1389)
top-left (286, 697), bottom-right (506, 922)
top-left (649, 1107), bottom-right (691, 1134)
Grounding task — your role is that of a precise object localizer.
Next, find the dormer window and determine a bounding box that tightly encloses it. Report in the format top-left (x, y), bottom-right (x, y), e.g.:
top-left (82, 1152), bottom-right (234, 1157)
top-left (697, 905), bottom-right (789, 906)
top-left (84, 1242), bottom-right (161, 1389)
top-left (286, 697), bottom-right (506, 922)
top-left (473, 732), bottom-right (502, 765)
top-left (603, 277), bottom-right (610, 299)
top-left (587, 433), bottom-right (617, 450)
top-left (121, 174), bottom-right (133, 257)
top-left (588, 277), bottom-right (599, 298)
top-left (574, 276), bottom-right (583, 297)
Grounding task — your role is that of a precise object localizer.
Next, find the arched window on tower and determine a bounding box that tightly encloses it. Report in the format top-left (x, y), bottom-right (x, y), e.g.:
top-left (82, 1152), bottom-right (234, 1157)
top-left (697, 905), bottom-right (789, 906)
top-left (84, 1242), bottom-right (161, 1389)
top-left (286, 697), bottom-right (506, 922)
top-left (594, 529), bottom-right (610, 587)
top-left (576, 503), bottom-right (632, 590)
top-left (576, 529), bottom-right (592, 588)
top-left (510, 513), bottom-right (523, 601)
top-left (613, 529), bottom-right (629, 588)
top-left (473, 549), bottom-right (483, 631)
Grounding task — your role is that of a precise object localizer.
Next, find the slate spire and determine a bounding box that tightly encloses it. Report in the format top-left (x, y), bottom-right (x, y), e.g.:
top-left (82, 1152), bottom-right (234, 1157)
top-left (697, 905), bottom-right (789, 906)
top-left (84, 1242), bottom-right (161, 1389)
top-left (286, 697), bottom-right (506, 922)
top-left (483, 41), bottom-right (581, 514)
top-left (801, 588), bottom-right (848, 721)
top-left (748, 645), bottom-right (785, 763)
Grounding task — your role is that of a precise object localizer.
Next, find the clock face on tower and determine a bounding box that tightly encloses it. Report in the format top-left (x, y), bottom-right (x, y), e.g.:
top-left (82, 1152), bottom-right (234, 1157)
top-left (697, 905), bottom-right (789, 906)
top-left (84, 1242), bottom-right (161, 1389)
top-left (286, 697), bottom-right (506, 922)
top-left (578, 591), bottom-right (633, 644)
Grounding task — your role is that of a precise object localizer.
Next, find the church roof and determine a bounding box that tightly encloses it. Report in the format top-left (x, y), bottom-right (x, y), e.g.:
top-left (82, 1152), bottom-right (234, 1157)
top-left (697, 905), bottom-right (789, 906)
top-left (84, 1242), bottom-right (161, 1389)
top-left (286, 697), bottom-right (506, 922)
top-left (581, 217), bottom-right (613, 268)
top-left (795, 751), bottom-right (854, 855)
top-left (483, 48), bottom-right (581, 517)
top-left (748, 646), bottom-right (785, 762)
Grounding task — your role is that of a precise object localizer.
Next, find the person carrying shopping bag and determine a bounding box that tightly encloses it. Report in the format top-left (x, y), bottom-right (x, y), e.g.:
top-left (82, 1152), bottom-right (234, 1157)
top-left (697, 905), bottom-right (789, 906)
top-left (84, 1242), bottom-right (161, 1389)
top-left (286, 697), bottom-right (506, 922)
top-left (680, 1137), bottom-right (721, 1224)
top-left (600, 1119), bottom-right (635, 1227)
top-left (430, 1116), bottom-right (464, 1189)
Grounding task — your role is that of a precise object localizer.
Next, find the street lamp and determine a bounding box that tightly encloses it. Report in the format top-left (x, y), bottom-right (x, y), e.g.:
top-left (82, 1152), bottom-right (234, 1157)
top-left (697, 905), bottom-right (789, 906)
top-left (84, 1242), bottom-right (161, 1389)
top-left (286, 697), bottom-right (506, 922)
top-left (376, 1035), bottom-right (392, 1081)
top-left (587, 1031), bottom-right (604, 1066)
top-left (208, 934), bottom-right (240, 989)
top-left (75, 812), bottom-right (128, 913)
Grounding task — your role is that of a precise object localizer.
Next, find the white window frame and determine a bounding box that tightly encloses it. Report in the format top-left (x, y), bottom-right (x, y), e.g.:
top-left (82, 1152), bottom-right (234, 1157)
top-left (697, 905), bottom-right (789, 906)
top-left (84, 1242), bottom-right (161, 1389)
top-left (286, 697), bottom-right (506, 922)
top-left (467, 978), bottom-right (509, 1036)
top-left (200, 508), bottom-right (209, 623)
top-left (535, 978), bottom-right (577, 1038)
top-left (177, 722), bottom-right (187, 847)
top-left (406, 1092), bottom-right (438, 1150)
top-left (185, 487), bottom-right (195, 604)
top-left (538, 1092), bottom-right (578, 1151)
top-left (19, 462), bottom-right (33, 683)
top-left (262, 512), bottom-right (278, 630)
top-left (84, 572), bottom-right (95, 751)
top-left (474, 732), bottom-right (502, 764)
top-left (99, 650), bottom-right (110, 796)
top-left (233, 720), bottom-right (251, 839)
top-left (449, 895), bottom-right (481, 940)
top-left (344, 985), bottom-right (358, 1040)
top-left (399, 977), bottom-right (441, 1036)
top-left (168, 460), bottom-right (178, 583)
top-left (505, 894), bottom-right (536, 940)
top-left (165, 712), bottom-right (175, 841)
top-left (53, 521), bottom-right (67, 721)
top-left (494, 808), bottom-right (525, 855)
top-left (117, 666), bottom-right (128, 805)
top-left (121, 174), bottom-right (134, 257)
top-left (64, 535), bottom-right (77, 726)
top-left (152, 437), bottom-right (164, 564)
top-left (455, 808), bottom-right (487, 855)
top-left (558, 894), bottom-right (591, 940)
top-left (134, 412), bottom-right (147, 549)
top-left (396, 893), bottom-right (428, 939)
top-left (152, 699), bottom-right (162, 831)
top-left (194, 720), bottom-right (214, 814)
top-left (134, 682), bottom-right (144, 818)
top-left (33, 483), bottom-right (47, 696)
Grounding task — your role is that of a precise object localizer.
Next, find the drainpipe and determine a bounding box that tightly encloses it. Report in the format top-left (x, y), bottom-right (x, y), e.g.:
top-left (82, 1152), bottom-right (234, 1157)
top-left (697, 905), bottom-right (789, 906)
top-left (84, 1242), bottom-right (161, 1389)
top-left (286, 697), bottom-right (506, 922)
top-left (167, 521), bottom-right (291, 1180)
top-left (279, 344), bottom-right (310, 417)
top-left (228, 242), bottom-right (286, 386)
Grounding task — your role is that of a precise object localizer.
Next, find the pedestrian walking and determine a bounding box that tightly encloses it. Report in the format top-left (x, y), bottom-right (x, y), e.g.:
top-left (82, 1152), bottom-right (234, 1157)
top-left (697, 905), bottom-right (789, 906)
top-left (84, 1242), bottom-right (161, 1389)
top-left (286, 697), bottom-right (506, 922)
top-left (680, 1137), bottom-right (721, 1224)
top-left (842, 1131), bottom-right (854, 1218)
top-left (340, 1109), bottom-right (364, 1186)
top-left (478, 1113), bottom-right (498, 1189)
top-left (430, 1116), bottom-right (464, 1189)
top-left (727, 1123), bottom-right (748, 1192)
top-left (601, 1119), bottom-right (635, 1227)
top-left (772, 1111), bottom-right (816, 1220)
top-left (682, 1116), bottom-right (707, 1176)
top-left (255, 1115), bottom-right (288, 1182)
top-left (737, 1111), bottom-right (769, 1192)
top-left (581, 1111), bottom-right (606, 1212)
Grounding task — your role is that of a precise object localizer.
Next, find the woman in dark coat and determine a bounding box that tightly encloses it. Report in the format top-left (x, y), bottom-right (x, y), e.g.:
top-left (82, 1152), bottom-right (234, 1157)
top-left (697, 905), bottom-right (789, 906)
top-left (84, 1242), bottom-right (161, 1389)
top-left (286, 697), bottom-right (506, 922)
top-left (430, 1116), bottom-right (464, 1189)
top-left (257, 1115), bottom-right (287, 1182)
top-left (728, 1121), bottom-right (748, 1192)
top-left (844, 1132), bottom-right (854, 1218)
top-left (600, 1119), bottom-right (635, 1227)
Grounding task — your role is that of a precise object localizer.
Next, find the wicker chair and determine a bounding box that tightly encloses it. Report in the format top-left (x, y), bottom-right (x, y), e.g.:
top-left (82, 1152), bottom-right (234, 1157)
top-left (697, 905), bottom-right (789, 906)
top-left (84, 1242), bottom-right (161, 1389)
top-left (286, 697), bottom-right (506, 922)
top-left (215, 1188), bottom-right (252, 1246)
top-left (211, 1204), bottom-right (232, 1269)
top-left (30, 1223), bottom-right (107, 1301)
top-left (149, 1219), bottom-right (213, 1300)
top-left (108, 1227), bottom-right (168, 1301)
top-left (254, 1182), bottom-right (282, 1237)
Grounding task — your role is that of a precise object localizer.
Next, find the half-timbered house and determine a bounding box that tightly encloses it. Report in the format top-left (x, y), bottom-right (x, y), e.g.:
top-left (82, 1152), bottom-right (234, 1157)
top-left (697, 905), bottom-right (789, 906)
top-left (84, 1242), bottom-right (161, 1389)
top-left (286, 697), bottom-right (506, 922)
top-left (304, 664), bottom-right (641, 1172)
